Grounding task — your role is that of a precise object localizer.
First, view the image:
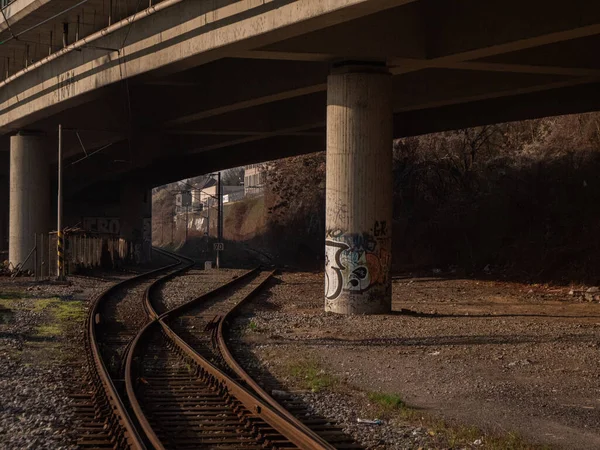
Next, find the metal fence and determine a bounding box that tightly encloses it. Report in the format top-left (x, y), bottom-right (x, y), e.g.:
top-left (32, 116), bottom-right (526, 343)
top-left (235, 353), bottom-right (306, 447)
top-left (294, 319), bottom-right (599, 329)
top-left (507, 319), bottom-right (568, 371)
top-left (29, 232), bottom-right (131, 279)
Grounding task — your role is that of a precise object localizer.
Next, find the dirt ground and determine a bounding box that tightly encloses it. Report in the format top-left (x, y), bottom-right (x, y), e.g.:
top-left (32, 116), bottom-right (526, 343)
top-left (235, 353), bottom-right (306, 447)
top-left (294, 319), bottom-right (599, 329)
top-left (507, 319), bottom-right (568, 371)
top-left (236, 272), bottom-right (600, 449)
top-left (0, 275), bottom-right (121, 449)
top-left (0, 262), bottom-right (168, 449)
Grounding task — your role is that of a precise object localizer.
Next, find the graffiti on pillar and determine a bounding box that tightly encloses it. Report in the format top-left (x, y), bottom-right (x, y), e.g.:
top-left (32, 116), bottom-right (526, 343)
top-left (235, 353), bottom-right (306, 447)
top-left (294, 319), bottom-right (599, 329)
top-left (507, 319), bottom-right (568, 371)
top-left (324, 221), bottom-right (391, 300)
top-left (374, 220), bottom-right (387, 237)
top-left (326, 199), bottom-right (349, 224)
top-left (324, 239), bottom-right (349, 300)
top-left (82, 217), bottom-right (151, 242)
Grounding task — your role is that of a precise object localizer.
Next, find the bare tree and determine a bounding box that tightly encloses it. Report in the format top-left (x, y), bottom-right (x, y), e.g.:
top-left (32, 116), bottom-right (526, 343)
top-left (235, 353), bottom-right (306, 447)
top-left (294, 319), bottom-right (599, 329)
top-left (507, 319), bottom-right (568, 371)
top-left (222, 167), bottom-right (244, 186)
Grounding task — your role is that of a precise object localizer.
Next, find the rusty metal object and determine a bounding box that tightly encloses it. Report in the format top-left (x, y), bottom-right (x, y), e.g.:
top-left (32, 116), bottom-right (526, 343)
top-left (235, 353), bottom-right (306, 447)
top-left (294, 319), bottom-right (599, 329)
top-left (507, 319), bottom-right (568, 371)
top-left (85, 249), bottom-right (342, 449)
top-left (81, 248), bottom-right (184, 449)
top-left (124, 264), bottom-right (333, 449)
top-left (122, 248), bottom-right (196, 449)
top-left (159, 319), bottom-right (333, 450)
top-left (215, 271), bottom-right (337, 449)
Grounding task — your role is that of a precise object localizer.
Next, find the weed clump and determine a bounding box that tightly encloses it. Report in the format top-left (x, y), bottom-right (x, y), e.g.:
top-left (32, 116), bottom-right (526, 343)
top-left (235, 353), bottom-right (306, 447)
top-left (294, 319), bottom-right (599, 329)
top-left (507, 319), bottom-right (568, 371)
top-left (287, 358), bottom-right (338, 393)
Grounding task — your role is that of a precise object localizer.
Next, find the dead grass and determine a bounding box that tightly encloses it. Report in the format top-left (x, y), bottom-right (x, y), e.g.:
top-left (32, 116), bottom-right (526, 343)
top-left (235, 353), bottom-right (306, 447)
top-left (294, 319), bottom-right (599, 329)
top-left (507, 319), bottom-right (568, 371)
top-left (366, 390), bottom-right (547, 449)
top-left (0, 294), bottom-right (85, 365)
top-left (286, 357), bottom-right (339, 393)
top-left (0, 295), bottom-right (84, 338)
top-left (33, 299), bottom-right (85, 337)
top-left (275, 349), bottom-right (545, 449)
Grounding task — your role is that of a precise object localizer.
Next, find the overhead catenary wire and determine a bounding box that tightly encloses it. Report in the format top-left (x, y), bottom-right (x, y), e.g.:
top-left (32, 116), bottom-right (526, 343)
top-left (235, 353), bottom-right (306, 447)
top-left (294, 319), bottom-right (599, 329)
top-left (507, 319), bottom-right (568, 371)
top-left (0, 3), bottom-right (16, 41)
top-left (0, 0), bottom-right (185, 87)
top-left (69, 141), bottom-right (116, 166)
top-left (75, 131), bottom-right (88, 156)
top-left (0, 0), bottom-right (92, 45)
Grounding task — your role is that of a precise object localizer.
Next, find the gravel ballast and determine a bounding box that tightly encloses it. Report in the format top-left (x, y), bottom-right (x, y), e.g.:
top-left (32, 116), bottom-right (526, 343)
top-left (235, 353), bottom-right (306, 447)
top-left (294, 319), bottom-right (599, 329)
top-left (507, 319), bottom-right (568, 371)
top-left (157, 268), bottom-right (249, 310)
top-left (0, 275), bottom-right (120, 449)
top-left (232, 271), bottom-right (600, 449)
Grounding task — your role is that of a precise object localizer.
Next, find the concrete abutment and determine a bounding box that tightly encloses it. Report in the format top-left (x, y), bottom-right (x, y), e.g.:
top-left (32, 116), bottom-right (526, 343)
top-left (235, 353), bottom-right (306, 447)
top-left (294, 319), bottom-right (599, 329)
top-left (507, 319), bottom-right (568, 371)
top-left (9, 133), bottom-right (51, 271)
top-left (324, 64), bottom-right (393, 315)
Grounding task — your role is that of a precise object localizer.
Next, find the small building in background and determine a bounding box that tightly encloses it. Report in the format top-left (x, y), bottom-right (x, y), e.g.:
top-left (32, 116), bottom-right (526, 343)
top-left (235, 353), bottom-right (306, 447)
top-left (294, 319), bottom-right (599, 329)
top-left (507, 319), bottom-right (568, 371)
top-left (192, 178), bottom-right (244, 208)
top-left (175, 190), bottom-right (192, 213)
top-left (192, 178), bottom-right (218, 208)
top-left (244, 164), bottom-right (267, 196)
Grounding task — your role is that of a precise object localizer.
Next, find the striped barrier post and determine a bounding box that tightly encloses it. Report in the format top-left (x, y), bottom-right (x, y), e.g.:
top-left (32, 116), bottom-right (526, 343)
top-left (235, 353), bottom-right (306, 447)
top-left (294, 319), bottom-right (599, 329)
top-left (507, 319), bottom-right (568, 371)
top-left (57, 231), bottom-right (64, 280)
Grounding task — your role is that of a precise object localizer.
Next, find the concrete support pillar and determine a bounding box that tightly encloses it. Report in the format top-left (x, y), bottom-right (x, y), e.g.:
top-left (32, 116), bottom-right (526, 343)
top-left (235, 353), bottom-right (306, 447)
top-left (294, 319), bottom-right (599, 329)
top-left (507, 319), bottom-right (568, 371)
top-left (0, 176), bottom-right (8, 253)
top-left (324, 63), bottom-right (393, 314)
top-left (9, 133), bottom-right (51, 270)
top-left (119, 182), bottom-right (152, 263)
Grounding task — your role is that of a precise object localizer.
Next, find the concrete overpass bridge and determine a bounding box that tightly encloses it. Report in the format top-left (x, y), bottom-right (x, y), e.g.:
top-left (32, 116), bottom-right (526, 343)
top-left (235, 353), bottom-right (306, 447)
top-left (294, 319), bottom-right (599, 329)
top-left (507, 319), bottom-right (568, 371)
top-left (1, 0), bottom-right (600, 313)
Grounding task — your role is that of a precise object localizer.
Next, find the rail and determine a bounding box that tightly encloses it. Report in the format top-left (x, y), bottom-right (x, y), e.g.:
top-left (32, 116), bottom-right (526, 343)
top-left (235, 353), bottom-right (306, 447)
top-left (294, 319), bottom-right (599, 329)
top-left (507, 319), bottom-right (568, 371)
top-left (125, 264), bottom-right (332, 450)
top-left (84, 248), bottom-right (184, 449)
top-left (215, 272), bottom-right (336, 449)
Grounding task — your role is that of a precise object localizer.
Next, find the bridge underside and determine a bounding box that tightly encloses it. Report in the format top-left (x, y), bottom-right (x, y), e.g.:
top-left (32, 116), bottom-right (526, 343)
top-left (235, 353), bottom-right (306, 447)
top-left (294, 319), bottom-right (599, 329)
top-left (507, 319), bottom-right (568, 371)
top-left (0, 0), bottom-right (598, 196)
top-left (2, 0), bottom-right (600, 311)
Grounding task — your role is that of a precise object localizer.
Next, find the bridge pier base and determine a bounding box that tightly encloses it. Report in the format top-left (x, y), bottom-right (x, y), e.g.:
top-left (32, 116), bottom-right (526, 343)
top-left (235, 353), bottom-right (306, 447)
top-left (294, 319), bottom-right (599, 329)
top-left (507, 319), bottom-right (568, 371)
top-left (119, 182), bottom-right (152, 263)
top-left (0, 171), bottom-right (8, 253)
top-left (324, 64), bottom-right (393, 315)
top-left (9, 133), bottom-right (51, 271)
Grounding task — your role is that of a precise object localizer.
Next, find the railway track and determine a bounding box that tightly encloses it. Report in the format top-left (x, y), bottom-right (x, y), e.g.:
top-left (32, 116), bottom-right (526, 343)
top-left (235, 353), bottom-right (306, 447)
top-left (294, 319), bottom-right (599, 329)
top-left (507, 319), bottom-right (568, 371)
top-left (77, 249), bottom-right (358, 449)
top-left (77, 249), bottom-right (191, 449)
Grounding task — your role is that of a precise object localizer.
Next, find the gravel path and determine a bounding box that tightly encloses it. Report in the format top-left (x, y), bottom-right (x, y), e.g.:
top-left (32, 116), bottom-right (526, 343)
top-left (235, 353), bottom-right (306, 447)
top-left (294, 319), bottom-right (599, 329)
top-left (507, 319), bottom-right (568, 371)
top-left (157, 268), bottom-right (249, 310)
top-left (232, 271), bottom-right (600, 449)
top-left (300, 391), bottom-right (436, 449)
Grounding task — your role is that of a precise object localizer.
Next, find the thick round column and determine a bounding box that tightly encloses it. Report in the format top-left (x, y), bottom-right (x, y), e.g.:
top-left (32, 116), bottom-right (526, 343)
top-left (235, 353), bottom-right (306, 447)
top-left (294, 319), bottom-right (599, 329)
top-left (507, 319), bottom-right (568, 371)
top-left (120, 182), bottom-right (152, 263)
top-left (0, 174), bottom-right (8, 252)
top-left (325, 64), bottom-right (393, 314)
top-left (9, 133), bottom-right (50, 270)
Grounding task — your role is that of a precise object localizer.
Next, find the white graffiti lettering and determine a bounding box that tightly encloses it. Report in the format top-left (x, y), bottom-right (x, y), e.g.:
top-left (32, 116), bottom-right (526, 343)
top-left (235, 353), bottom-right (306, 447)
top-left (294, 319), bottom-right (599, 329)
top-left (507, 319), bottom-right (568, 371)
top-left (324, 240), bottom-right (349, 300)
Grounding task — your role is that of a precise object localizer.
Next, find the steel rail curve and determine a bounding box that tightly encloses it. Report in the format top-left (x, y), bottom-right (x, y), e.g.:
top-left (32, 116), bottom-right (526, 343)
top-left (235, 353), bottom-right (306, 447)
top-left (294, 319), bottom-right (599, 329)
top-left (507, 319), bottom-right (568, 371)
top-left (85, 247), bottom-right (185, 449)
top-left (215, 272), bottom-right (337, 450)
top-left (124, 262), bottom-right (333, 449)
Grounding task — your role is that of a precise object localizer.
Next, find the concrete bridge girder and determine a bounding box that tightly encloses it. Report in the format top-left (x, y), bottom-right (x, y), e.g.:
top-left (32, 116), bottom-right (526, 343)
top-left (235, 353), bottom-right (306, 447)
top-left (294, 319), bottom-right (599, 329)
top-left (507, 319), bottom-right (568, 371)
top-left (3, 0), bottom-right (600, 135)
top-left (2, 0), bottom-right (600, 311)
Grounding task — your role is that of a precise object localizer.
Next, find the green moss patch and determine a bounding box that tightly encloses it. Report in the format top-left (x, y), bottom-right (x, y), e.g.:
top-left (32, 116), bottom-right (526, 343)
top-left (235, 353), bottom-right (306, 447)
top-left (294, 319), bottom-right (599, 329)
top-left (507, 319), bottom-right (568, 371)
top-left (368, 392), bottom-right (405, 411)
top-left (287, 358), bottom-right (339, 393)
top-left (35, 300), bottom-right (84, 337)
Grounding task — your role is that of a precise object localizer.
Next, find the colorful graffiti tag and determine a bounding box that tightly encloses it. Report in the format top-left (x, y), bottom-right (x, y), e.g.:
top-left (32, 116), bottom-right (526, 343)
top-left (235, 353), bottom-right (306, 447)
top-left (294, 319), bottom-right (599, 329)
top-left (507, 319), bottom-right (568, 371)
top-left (324, 221), bottom-right (391, 300)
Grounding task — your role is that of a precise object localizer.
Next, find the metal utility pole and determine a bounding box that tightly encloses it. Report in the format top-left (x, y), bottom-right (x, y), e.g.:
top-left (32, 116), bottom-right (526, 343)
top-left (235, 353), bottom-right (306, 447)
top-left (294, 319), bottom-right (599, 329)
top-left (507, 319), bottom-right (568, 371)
top-left (170, 207), bottom-right (174, 244)
top-left (206, 198), bottom-right (210, 237)
top-left (57, 124), bottom-right (65, 281)
top-left (218, 172), bottom-right (223, 242)
top-left (185, 204), bottom-right (189, 243)
top-left (216, 172), bottom-right (222, 269)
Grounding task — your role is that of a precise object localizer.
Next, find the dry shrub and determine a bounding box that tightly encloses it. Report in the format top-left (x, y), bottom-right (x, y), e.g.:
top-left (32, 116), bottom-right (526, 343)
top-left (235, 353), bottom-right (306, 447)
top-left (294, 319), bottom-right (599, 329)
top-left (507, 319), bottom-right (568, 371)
top-left (393, 112), bottom-right (600, 283)
top-left (263, 152), bottom-right (326, 268)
